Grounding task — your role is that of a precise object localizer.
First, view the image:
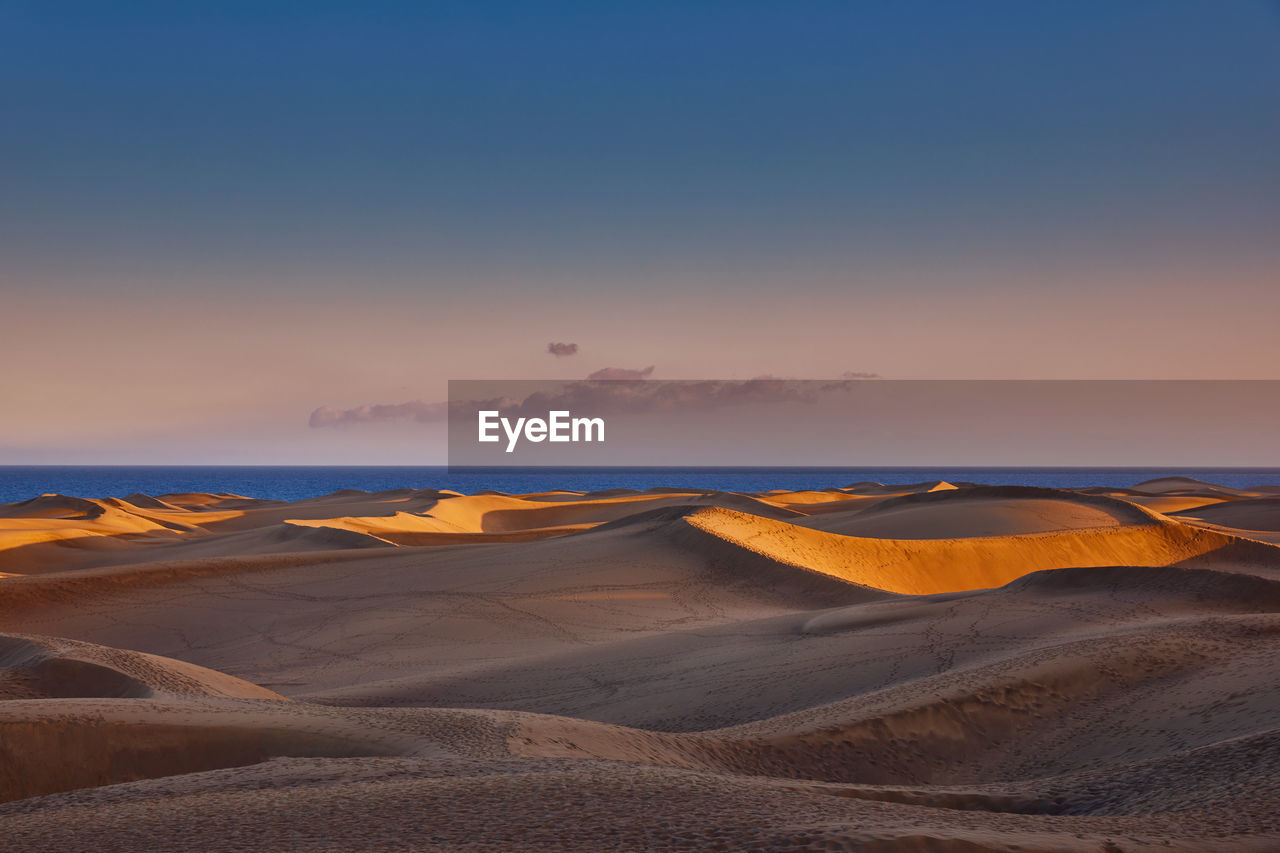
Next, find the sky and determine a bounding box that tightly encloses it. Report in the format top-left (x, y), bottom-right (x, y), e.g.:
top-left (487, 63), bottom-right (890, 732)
top-left (1, 1), bottom-right (1278, 463)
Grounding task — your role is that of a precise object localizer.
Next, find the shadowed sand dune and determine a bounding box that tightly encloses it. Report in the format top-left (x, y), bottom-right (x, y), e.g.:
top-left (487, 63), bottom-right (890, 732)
top-left (3, 479), bottom-right (1280, 851)
top-left (1171, 496), bottom-right (1280, 531)
top-left (0, 634), bottom-right (285, 701)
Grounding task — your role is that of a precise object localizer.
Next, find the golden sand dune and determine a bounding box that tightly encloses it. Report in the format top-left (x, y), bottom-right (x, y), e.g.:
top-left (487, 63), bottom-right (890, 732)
top-left (1110, 493), bottom-right (1232, 514)
top-left (683, 506), bottom-right (1256, 595)
top-left (0, 494), bottom-right (114, 520)
top-left (0, 519), bottom-right (395, 578)
top-left (284, 511), bottom-right (596, 544)
top-left (842, 480), bottom-right (960, 494)
top-left (417, 490), bottom-right (804, 534)
top-left (0, 488), bottom-right (811, 575)
top-left (0, 494), bottom-right (185, 531)
top-left (796, 485), bottom-right (1150, 538)
top-left (0, 495), bottom-right (193, 574)
top-left (3, 479), bottom-right (1280, 851)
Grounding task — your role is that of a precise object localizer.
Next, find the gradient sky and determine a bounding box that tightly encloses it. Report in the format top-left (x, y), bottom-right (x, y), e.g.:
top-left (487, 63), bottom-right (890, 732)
top-left (2, 1), bottom-right (1278, 463)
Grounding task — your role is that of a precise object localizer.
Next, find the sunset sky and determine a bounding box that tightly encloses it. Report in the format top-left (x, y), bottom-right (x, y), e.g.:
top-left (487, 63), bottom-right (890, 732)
top-left (2, 1), bottom-right (1278, 463)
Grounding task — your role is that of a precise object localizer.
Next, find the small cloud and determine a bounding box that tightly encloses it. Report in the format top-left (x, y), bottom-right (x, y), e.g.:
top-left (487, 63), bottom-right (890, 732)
top-left (310, 377), bottom-right (847, 430)
top-left (841, 371), bottom-right (881, 379)
top-left (587, 366), bottom-right (655, 381)
top-left (308, 400), bottom-right (449, 428)
top-left (547, 342), bottom-right (579, 357)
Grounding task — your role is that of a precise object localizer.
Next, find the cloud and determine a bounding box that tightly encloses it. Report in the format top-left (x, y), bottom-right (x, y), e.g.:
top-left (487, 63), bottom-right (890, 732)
top-left (310, 376), bottom-right (861, 429)
top-left (547, 342), bottom-right (579, 357)
top-left (841, 371), bottom-right (881, 379)
top-left (587, 365), bottom-right (655, 381)
top-left (493, 377), bottom-right (815, 420)
top-left (308, 400), bottom-right (450, 427)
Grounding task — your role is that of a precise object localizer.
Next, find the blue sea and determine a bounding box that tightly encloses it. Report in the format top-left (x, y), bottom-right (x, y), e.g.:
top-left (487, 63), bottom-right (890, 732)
top-left (1, 467), bottom-right (1279, 504)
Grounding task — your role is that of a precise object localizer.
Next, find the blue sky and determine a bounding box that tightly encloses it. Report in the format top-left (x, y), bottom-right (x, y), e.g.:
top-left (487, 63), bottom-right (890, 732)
top-left (2, 2), bottom-right (1278, 461)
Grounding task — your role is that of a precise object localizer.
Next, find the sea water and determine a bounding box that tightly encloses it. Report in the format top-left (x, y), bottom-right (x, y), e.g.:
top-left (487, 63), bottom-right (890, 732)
top-left (2, 466), bottom-right (1278, 503)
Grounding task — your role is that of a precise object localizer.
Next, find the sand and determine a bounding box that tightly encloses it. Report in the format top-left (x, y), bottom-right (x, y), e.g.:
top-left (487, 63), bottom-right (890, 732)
top-left (2, 479), bottom-right (1280, 851)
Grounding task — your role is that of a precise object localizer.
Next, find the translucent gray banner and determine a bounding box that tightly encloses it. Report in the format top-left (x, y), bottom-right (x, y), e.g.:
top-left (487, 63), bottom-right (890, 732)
top-left (447, 379), bottom-right (1280, 468)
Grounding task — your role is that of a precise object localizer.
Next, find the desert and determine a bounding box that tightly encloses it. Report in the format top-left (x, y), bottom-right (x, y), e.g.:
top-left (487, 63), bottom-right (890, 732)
top-left (0, 476), bottom-right (1278, 851)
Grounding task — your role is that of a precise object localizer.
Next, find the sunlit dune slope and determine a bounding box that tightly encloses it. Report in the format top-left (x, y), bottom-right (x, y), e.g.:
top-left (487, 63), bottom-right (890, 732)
top-left (0, 488), bottom-right (811, 574)
top-left (416, 491), bottom-right (803, 533)
top-left (680, 501), bottom-right (1259, 595)
top-left (796, 485), bottom-right (1150, 538)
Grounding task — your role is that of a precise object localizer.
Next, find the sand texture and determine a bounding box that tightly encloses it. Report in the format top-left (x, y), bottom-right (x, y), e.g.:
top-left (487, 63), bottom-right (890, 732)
top-left (2, 479), bottom-right (1280, 851)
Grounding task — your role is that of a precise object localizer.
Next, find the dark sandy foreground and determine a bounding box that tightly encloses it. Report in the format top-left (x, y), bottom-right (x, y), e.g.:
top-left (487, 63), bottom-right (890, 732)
top-left (2, 476), bottom-right (1280, 851)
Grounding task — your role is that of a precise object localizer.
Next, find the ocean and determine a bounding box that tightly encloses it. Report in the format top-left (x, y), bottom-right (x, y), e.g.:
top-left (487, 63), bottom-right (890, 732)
top-left (1, 466), bottom-right (1278, 504)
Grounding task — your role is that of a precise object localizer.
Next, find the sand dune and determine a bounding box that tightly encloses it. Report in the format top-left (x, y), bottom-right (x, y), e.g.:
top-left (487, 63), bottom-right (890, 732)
top-left (1110, 493), bottom-right (1232, 514)
top-left (1131, 476), bottom-right (1270, 500)
top-left (1172, 495), bottom-right (1280, 531)
top-left (308, 562), bottom-right (1280, 724)
top-left (0, 634), bottom-right (285, 702)
top-left (2, 478), bottom-right (1280, 851)
top-left (797, 485), bottom-right (1149, 538)
top-left (0, 487), bottom-right (812, 575)
top-left (420, 490), bottom-right (805, 533)
top-left (683, 504), bottom-right (1253, 595)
